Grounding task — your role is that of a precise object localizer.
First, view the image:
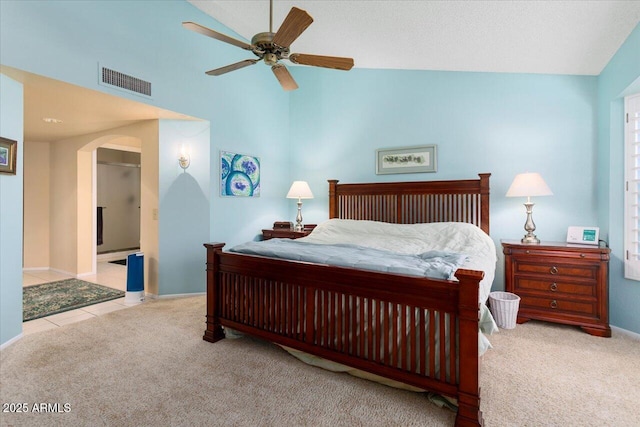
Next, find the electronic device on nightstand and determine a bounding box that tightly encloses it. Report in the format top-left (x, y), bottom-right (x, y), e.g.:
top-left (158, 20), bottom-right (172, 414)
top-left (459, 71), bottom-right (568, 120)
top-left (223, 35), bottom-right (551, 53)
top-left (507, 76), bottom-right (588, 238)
top-left (566, 226), bottom-right (599, 245)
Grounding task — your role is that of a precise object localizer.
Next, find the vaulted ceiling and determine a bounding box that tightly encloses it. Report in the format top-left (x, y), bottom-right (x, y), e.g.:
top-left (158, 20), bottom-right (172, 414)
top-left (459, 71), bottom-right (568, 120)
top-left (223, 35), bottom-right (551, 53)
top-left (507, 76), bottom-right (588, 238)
top-left (188, 0), bottom-right (640, 75)
top-left (7, 1), bottom-right (640, 142)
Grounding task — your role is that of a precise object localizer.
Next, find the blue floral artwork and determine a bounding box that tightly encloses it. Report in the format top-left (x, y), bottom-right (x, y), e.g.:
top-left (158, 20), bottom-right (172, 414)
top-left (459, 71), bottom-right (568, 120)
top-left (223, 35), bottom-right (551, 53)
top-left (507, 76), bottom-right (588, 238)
top-left (221, 150), bottom-right (260, 197)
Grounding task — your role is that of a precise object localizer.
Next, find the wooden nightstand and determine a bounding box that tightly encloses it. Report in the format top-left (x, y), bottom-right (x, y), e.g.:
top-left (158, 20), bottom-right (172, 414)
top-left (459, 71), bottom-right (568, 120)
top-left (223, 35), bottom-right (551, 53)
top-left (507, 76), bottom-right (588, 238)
top-left (262, 228), bottom-right (311, 240)
top-left (502, 240), bottom-right (611, 337)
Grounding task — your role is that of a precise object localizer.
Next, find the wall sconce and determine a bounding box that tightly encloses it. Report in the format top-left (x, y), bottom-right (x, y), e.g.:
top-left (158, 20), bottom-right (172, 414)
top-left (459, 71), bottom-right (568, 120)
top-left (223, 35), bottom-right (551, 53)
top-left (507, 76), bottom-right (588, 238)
top-left (178, 144), bottom-right (190, 170)
top-left (506, 172), bottom-right (553, 244)
top-left (286, 181), bottom-right (314, 232)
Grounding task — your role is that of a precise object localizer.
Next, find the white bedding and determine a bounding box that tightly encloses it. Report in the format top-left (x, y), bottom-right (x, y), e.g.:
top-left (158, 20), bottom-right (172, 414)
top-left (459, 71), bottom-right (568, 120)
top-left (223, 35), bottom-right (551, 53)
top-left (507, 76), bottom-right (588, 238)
top-left (299, 219), bottom-right (497, 306)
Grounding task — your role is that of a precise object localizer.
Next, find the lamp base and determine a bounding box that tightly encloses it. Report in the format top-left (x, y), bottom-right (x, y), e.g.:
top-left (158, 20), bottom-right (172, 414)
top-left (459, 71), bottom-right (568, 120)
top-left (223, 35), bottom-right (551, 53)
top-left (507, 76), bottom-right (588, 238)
top-left (521, 201), bottom-right (540, 244)
top-left (294, 200), bottom-right (303, 232)
top-left (521, 233), bottom-right (540, 244)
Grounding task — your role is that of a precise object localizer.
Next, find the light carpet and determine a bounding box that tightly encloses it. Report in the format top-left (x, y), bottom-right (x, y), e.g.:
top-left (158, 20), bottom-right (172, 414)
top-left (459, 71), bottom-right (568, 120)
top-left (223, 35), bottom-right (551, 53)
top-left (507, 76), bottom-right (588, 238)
top-left (1, 296), bottom-right (638, 426)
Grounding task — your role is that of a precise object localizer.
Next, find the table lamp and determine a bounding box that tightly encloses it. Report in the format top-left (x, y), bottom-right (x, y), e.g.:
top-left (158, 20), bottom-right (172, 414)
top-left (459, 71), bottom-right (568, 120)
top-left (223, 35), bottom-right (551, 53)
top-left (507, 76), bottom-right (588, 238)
top-left (506, 172), bottom-right (553, 244)
top-left (286, 181), bottom-right (314, 232)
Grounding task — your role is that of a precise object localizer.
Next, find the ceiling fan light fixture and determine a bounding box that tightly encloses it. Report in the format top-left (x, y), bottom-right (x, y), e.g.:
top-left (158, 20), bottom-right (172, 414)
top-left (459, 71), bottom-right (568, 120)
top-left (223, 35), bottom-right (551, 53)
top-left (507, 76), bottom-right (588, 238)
top-left (264, 53), bottom-right (278, 66)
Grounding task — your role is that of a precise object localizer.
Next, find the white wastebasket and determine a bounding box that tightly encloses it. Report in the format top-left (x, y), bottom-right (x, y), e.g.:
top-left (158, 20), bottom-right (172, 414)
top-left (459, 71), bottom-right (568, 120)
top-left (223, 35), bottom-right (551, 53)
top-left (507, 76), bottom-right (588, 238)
top-left (489, 291), bottom-right (520, 329)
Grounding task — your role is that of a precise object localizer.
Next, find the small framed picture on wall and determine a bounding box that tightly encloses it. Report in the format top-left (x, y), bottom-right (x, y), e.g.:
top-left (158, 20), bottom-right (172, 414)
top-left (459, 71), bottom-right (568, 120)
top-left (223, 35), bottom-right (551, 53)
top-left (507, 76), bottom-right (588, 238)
top-left (0, 137), bottom-right (17, 175)
top-left (220, 150), bottom-right (261, 197)
top-left (375, 144), bottom-right (437, 175)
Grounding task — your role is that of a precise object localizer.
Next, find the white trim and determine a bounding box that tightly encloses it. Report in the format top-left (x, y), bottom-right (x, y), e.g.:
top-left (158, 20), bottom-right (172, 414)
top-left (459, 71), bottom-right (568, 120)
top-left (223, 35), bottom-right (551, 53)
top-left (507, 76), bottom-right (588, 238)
top-left (100, 143), bottom-right (141, 153)
top-left (92, 149), bottom-right (97, 276)
top-left (49, 267), bottom-right (75, 277)
top-left (0, 333), bottom-right (23, 350)
top-left (96, 250), bottom-right (139, 263)
top-left (611, 325), bottom-right (640, 341)
top-left (145, 292), bottom-right (205, 299)
top-left (76, 271), bottom-right (95, 278)
top-left (22, 267), bottom-right (50, 272)
top-left (624, 93), bottom-right (640, 280)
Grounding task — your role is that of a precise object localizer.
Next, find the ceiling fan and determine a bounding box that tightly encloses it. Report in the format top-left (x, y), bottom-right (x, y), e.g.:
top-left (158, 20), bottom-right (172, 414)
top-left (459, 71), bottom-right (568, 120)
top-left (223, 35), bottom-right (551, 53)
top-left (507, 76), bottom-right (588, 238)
top-left (182, 0), bottom-right (354, 91)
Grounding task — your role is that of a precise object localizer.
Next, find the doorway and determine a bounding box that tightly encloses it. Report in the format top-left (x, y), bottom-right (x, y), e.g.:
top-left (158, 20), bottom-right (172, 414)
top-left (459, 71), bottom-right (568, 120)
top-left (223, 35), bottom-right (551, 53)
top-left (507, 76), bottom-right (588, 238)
top-left (96, 147), bottom-right (141, 261)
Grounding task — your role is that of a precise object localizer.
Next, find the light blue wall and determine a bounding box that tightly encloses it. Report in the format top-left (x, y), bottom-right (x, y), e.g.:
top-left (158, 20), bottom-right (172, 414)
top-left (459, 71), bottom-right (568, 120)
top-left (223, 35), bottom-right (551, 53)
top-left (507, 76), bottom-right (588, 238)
top-left (1, 0), bottom-right (637, 346)
top-left (158, 119), bottom-right (210, 295)
top-left (0, 74), bottom-right (24, 346)
top-left (289, 68), bottom-right (599, 292)
top-left (0, 0), bottom-right (292, 248)
top-left (0, 0), bottom-right (291, 344)
top-left (598, 23), bottom-right (640, 334)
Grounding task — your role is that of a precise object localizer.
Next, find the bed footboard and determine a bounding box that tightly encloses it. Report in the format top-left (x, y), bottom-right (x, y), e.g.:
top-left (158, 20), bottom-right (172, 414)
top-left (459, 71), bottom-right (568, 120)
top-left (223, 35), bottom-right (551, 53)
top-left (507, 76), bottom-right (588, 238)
top-left (204, 243), bottom-right (484, 426)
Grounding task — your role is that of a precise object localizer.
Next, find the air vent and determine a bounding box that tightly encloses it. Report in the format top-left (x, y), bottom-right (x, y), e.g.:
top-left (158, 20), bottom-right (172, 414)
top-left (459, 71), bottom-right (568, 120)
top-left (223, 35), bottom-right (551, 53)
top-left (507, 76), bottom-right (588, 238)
top-left (99, 65), bottom-right (152, 98)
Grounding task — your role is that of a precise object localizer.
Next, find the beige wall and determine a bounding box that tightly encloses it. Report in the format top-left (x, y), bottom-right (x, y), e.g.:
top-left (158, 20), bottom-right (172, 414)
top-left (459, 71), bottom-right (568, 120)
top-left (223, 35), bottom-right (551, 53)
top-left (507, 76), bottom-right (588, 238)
top-left (22, 121), bottom-right (159, 294)
top-left (23, 141), bottom-right (50, 269)
top-left (140, 123), bottom-right (159, 295)
top-left (49, 137), bottom-right (80, 275)
top-left (78, 125), bottom-right (157, 292)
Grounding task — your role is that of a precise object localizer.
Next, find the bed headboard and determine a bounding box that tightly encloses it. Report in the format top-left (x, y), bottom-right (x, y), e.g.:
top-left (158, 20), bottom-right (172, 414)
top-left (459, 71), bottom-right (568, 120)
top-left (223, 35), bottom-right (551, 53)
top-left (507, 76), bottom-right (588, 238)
top-left (328, 173), bottom-right (491, 235)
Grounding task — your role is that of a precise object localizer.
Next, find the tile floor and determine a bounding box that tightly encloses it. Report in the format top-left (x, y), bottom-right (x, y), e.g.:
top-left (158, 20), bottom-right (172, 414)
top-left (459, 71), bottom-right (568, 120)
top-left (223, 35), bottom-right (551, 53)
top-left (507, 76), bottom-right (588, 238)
top-left (22, 260), bottom-right (143, 335)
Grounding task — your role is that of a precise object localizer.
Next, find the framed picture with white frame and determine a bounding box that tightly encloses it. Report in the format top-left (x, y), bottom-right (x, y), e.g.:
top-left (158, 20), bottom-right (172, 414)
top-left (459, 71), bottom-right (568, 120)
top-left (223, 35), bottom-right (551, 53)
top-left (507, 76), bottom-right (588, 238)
top-left (375, 144), bottom-right (437, 175)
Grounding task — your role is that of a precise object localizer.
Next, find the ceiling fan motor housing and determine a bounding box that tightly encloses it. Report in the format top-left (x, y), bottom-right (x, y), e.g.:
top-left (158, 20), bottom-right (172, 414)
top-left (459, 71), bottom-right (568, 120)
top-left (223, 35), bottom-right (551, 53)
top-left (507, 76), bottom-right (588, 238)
top-left (251, 32), bottom-right (290, 64)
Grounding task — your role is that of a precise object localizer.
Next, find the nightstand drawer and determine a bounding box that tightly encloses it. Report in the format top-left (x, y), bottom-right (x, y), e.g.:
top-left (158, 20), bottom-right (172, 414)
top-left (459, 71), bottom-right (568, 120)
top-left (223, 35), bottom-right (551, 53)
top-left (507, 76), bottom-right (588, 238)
top-left (519, 294), bottom-right (596, 317)
top-left (513, 261), bottom-right (596, 280)
top-left (508, 247), bottom-right (603, 261)
top-left (514, 278), bottom-right (596, 297)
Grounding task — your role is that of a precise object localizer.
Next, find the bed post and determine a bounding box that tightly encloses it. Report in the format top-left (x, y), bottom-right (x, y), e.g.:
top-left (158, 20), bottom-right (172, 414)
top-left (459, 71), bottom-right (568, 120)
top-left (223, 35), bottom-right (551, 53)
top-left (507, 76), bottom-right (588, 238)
top-left (478, 173), bottom-right (490, 235)
top-left (454, 268), bottom-right (485, 427)
top-left (203, 243), bottom-right (226, 343)
top-left (328, 179), bottom-right (339, 219)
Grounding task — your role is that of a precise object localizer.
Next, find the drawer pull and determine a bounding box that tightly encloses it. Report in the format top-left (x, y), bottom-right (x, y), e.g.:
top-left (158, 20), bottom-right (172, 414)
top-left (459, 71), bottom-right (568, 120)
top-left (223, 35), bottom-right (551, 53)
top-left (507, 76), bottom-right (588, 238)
top-left (550, 300), bottom-right (558, 309)
top-left (580, 253), bottom-right (586, 258)
top-left (549, 266), bottom-right (558, 275)
top-left (550, 282), bottom-right (558, 291)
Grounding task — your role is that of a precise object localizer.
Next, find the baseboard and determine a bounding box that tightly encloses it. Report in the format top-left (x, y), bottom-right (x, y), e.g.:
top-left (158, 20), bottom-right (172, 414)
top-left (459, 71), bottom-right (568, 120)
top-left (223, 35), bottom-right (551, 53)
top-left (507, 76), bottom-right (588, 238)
top-left (611, 325), bottom-right (640, 341)
top-left (23, 267), bottom-right (77, 277)
top-left (76, 271), bottom-right (95, 278)
top-left (50, 267), bottom-right (76, 277)
top-left (0, 333), bottom-right (23, 351)
top-left (146, 292), bottom-right (205, 299)
top-left (97, 250), bottom-right (140, 263)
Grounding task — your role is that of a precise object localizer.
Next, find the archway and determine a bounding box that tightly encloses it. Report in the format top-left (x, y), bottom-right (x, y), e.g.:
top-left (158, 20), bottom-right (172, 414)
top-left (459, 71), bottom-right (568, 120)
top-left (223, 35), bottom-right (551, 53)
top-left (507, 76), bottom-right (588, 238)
top-left (77, 135), bottom-right (142, 277)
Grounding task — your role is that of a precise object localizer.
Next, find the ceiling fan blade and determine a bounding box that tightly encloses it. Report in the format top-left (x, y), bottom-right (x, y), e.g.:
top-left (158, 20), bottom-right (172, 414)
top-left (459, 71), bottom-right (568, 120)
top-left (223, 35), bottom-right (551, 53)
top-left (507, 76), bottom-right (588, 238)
top-left (272, 7), bottom-right (313, 48)
top-left (206, 59), bottom-right (259, 76)
top-left (272, 64), bottom-right (299, 91)
top-left (182, 21), bottom-right (253, 51)
top-left (289, 53), bottom-right (354, 71)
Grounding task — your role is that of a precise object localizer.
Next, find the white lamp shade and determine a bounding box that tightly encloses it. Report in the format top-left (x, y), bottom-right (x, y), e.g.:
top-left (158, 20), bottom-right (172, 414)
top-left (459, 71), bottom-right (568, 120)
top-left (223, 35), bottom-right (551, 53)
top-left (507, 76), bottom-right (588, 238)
top-left (286, 181), bottom-right (314, 199)
top-left (506, 173), bottom-right (553, 197)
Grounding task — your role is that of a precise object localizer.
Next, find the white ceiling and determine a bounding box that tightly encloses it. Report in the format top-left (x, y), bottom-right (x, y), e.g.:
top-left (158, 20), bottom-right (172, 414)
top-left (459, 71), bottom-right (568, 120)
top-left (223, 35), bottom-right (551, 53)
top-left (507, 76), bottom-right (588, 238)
top-left (189, 0), bottom-right (640, 75)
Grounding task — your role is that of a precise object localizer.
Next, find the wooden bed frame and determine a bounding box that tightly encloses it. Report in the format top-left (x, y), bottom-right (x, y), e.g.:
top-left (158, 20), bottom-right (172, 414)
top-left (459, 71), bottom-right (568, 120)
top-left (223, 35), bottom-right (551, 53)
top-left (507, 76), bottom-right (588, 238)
top-left (204, 173), bottom-right (490, 427)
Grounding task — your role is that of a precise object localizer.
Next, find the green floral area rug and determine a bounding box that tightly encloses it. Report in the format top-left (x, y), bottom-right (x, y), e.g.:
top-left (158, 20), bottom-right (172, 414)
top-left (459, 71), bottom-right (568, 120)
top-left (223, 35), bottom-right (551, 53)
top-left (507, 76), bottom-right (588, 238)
top-left (23, 279), bottom-right (125, 321)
